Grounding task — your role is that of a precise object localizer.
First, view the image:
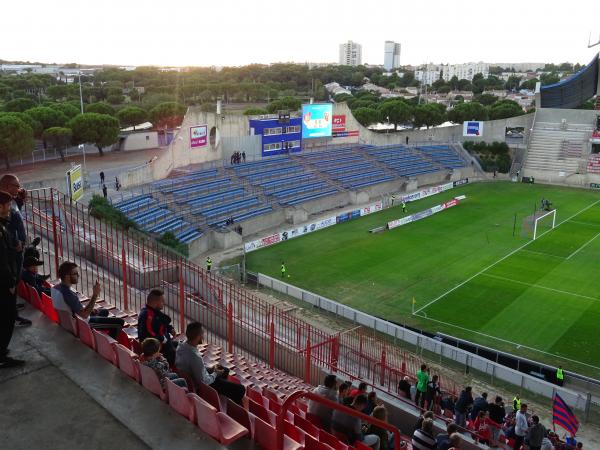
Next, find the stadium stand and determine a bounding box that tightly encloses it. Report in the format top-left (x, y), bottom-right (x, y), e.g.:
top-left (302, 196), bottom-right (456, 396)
top-left (540, 53), bottom-right (599, 109)
top-left (587, 153), bottom-right (600, 173)
top-left (415, 145), bottom-right (466, 169)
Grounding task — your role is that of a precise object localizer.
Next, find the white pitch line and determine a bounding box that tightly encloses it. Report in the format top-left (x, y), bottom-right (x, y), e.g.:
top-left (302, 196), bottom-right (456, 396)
top-left (566, 230), bottom-right (600, 260)
top-left (481, 273), bottom-right (600, 303)
top-left (413, 198), bottom-right (600, 315)
top-left (519, 248), bottom-right (565, 259)
top-left (569, 220), bottom-right (600, 228)
top-left (414, 312), bottom-right (600, 371)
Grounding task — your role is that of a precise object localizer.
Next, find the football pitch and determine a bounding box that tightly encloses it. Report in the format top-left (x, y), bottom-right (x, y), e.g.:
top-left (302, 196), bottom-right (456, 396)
top-left (245, 182), bottom-right (600, 377)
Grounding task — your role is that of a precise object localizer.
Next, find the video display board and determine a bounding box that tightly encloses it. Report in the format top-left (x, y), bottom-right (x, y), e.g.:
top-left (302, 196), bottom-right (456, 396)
top-left (302, 103), bottom-right (333, 138)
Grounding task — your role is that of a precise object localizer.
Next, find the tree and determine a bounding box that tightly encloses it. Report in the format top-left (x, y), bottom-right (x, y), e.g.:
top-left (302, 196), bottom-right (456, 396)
top-left (474, 93), bottom-right (499, 106)
top-left (149, 102), bottom-right (186, 128)
top-left (107, 94), bottom-right (125, 104)
top-left (43, 127), bottom-right (72, 161)
top-left (413, 103), bottom-right (446, 129)
top-left (488, 100), bottom-right (524, 120)
top-left (68, 113), bottom-right (120, 156)
top-left (333, 93), bottom-right (353, 103)
top-left (377, 100), bottom-right (412, 130)
top-left (86, 102), bottom-right (115, 116)
top-left (266, 96), bottom-right (301, 113)
top-left (49, 102), bottom-right (81, 119)
top-left (24, 106), bottom-right (68, 130)
top-left (447, 102), bottom-right (489, 123)
top-left (116, 106), bottom-right (148, 130)
top-left (352, 107), bottom-right (380, 127)
top-left (0, 114), bottom-right (34, 168)
top-left (520, 78), bottom-right (538, 90)
top-left (540, 72), bottom-right (560, 86)
top-left (0, 112), bottom-right (42, 137)
top-left (505, 75), bottom-right (521, 91)
top-left (243, 107), bottom-right (268, 115)
top-left (3, 98), bottom-right (36, 112)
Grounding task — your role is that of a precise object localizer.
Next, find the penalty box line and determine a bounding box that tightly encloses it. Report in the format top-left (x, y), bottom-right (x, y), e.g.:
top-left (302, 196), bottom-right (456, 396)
top-left (413, 198), bottom-right (600, 315)
top-left (413, 312), bottom-right (600, 371)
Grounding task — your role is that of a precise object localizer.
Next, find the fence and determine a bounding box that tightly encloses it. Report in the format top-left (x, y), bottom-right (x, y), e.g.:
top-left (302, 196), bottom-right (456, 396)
top-left (256, 273), bottom-right (599, 420)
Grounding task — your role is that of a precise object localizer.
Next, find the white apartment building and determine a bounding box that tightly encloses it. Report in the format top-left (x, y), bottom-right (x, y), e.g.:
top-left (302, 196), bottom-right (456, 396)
top-left (339, 41), bottom-right (362, 66)
top-left (416, 62), bottom-right (490, 85)
top-left (383, 41), bottom-right (401, 71)
top-left (415, 66), bottom-right (442, 86)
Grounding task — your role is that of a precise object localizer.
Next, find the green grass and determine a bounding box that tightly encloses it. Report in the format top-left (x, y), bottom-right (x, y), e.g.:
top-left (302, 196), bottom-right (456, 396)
top-left (246, 182), bottom-right (600, 377)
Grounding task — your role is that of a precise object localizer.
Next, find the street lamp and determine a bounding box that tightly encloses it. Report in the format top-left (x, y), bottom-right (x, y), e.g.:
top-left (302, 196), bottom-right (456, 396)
top-left (78, 71), bottom-right (87, 183)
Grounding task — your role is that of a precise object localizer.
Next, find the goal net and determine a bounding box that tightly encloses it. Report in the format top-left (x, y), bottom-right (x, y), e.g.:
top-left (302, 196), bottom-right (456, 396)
top-left (522, 209), bottom-right (557, 240)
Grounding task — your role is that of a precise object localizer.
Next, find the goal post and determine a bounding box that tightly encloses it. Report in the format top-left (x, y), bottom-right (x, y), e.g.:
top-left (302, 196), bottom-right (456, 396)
top-left (533, 209), bottom-right (556, 240)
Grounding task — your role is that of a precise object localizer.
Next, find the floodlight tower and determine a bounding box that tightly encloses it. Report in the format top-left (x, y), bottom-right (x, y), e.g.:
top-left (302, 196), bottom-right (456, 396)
top-left (588, 32), bottom-right (600, 48)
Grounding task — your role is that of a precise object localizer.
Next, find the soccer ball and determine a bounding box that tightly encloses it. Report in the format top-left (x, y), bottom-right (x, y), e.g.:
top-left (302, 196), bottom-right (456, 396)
top-left (287, 275), bottom-right (291, 278)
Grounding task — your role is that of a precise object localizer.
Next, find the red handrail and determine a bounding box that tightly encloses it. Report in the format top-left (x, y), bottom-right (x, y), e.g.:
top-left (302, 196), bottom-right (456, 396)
top-left (276, 390), bottom-right (404, 450)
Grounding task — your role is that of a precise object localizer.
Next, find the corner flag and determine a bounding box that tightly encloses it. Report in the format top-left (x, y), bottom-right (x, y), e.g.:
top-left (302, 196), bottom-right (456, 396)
top-left (552, 393), bottom-right (579, 436)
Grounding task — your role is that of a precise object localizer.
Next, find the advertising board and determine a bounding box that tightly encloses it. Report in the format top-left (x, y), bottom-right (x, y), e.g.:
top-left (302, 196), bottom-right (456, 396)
top-left (387, 197), bottom-right (462, 230)
top-left (66, 165), bottom-right (83, 202)
top-left (301, 103), bottom-right (333, 138)
top-left (190, 125), bottom-right (208, 148)
top-left (332, 115), bottom-right (346, 131)
top-left (463, 121), bottom-right (484, 137)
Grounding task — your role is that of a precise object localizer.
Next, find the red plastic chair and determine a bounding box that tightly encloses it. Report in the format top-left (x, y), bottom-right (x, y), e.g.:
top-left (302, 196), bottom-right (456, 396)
top-left (226, 398), bottom-right (252, 439)
top-left (115, 343), bottom-right (140, 382)
top-left (284, 420), bottom-right (306, 444)
top-left (294, 413), bottom-right (320, 439)
top-left (131, 338), bottom-right (142, 355)
top-left (190, 394), bottom-right (249, 445)
top-left (198, 381), bottom-right (222, 412)
top-left (28, 285), bottom-right (42, 311)
top-left (17, 280), bottom-right (29, 302)
top-left (248, 387), bottom-right (266, 407)
top-left (39, 292), bottom-right (59, 323)
top-left (117, 330), bottom-right (133, 350)
top-left (166, 378), bottom-right (195, 421)
top-left (249, 398), bottom-right (272, 425)
top-left (76, 316), bottom-right (96, 350)
top-left (57, 310), bottom-right (78, 336)
top-left (254, 417), bottom-right (303, 450)
top-left (139, 363), bottom-right (167, 401)
top-left (306, 412), bottom-right (324, 429)
top-left (93, 329), bottom-right (118, 365)
top-left (305, 433), bottom-right (336, 450)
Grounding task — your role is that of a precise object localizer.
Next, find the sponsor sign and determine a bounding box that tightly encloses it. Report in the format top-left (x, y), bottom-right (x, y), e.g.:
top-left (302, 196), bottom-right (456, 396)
top-left (244, 200), bottom-right (384, 253)
top-left (590, 183), bottom-right (600, 190)
top-left (66, 165), bottom-right (83, 202)
top-left (332, 115), bottom-right (346, 131)
top-left (452, 178), bottom-right (469, 187)
top-left (387, 197), bottom-right (462, 230)
top-left (190, 125), bottom-right (208, 148)
top-left (332, 130), bottom-right (359, 138)
top-left (463, 121), bottom-right (483, 137)
top-left (400, 182), bottom-right (453, 204)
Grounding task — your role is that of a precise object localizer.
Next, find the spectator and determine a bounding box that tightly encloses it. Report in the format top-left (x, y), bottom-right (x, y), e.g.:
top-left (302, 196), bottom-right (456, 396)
top-left (363, 391), bottom-right (380, 416)
top-left (414, 411), bottom-right (434, 433)
top-left (412, 418), bottom-right (436, 450)
top-left (527, 415), bottom-right (545, 450)
top-left (473, 410), bottom-right (491, 445)
top-left (21, 256), bottom-right (51, 296)
top-left (470, 392), bottom-right (488, 420)
top-left (102, 184), bottom-right (108, 199)
top-left (115, 177), bottom-right (121, 191)
top-left (141, 338), bottom-right (187, 389)
top-left (175, 321), bottom-right (245, 404)
top-left (435, 422), bottom-right (458, 450)
top-left (512, 394), bottom-right (521, 413)
top-left (349, 381), bottom-right (368, 399)
top-left (331, 394), bottom-right (380, 450)
top-left (100, 171), bottom-right (105, 184)
top-left (454, 386), bottom-right (473, 428)
top-left (415, 364), bottom-right (429, 408)
top-left (51, 261), bottom-right (124, 338)
top-left (338, 382), bottom-right (351, 404)
top-left (398, 376), bottom-right (412, 399)
top-left (241, 151), bottom-right (246, 163)
top-left (487, 396), bottom-right (505, 446)
top-left (440, 395), bottom-right (455, 415)
top-left (447, 433), bottom-right (461, 450)
top-left (0, 190), bottom-right (23, 368)
top-left (425, 375), bottom-right (441, 411)
top-left (0, 174), bottom-right (32, 327)
top-left (367, 406), bottom-right (393, 450)
top-left (513, 403), bottom-right (528, 450)
top-left (138, 289), bottom-right (177, 366)
top-left (540, 430), bottom-right (553, 450)
top-left (308, 374), bottom-right (338, 430)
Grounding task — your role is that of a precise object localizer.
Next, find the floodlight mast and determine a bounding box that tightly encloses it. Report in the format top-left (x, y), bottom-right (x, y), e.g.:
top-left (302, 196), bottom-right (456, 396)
top-left (588, 32), bottom-right (600, 48)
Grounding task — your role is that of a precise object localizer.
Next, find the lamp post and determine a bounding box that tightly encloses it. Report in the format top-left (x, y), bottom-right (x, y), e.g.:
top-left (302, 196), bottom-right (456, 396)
top-left (78, 71), bottom-right (87, 182)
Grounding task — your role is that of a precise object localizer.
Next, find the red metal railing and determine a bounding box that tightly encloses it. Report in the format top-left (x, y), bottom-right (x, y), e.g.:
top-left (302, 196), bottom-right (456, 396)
top-left (23, 187), bottom-right (459, 407)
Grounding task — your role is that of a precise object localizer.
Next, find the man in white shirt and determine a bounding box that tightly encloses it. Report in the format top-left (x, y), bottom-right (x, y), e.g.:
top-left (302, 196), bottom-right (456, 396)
top-left (514, 403), bottom-right (528, 450)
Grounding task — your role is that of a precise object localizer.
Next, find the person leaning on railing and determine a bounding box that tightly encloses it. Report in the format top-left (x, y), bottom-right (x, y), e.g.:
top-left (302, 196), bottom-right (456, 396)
top-left (307, 374), bottom-right (339, 431)
top-left (331, 394), bottom-right (381, 450)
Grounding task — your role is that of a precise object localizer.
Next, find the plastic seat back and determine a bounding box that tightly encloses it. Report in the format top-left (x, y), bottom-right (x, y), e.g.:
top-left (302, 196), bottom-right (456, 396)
top-left (190, 394), bottom-right (249, 445)
top-left (139, 362), bottom-right (167, 401)
top-left (166, 378), bottom-right (194, 421)
top-left (76, 316), bottom-right (96, 350)
top-left (57, 310), bottom-right (78, 336)
top-left (255, 417), bottom-right (302, 450)
top-left (249, 398), bottom-right (272, 425)
top-left (198, 381), bottom-right (221, 411)
top-left (226, 398), bottom-right (252, 438)
top-left (28, 285), bottom-right (42, 310)
top-left (93, 329), bottom-right (118, 365)
top-left (295, 413), bottom-right (320, 438)
top-left (115, 343), bottom-right (139, 381)
top-left (17, 280), bottom-right (29, 302)
top-left (41, 292), bottom-right (59, 323)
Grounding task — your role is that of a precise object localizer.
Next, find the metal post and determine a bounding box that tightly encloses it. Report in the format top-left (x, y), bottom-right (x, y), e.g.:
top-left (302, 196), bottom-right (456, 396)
top-left (227, 301), bottom-right (233, 354)
top-left (304, 336), bottom-right (312, 384)
top-left (179, 268), bottom-right (185, 333)
top-left (121, 247), bottom-right (129, 311)
top-left (380, 349), bottom-right (387, 386)
top-left (49, 189), bottom-right (60, 277)
top-left (269, 320), bottom-right (275, 369)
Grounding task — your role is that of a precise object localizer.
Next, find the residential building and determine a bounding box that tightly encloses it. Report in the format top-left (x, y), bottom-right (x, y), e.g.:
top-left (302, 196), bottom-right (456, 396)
top-left (441, 62), bottom-right (489, 82)
top-left (324, 82), bottom-right (352, 97)
top-left (383, 41), bottom-right (401, 71)
top-left (339, 41), bottom-right (362, 66)
top-left (415, 66), bottom-right (442, 86)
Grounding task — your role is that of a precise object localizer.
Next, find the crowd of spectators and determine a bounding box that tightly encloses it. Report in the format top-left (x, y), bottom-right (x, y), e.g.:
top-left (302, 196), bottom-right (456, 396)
top-left (230, 150), bottom-right (246, 165)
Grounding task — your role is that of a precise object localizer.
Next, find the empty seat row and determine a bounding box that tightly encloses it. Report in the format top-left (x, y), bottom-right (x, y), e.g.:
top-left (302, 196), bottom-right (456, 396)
top-left (210, 205), bottom-right (274, 227)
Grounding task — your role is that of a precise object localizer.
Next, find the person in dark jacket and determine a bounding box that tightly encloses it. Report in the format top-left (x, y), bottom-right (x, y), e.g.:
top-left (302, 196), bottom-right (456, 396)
top-left (138, 288), bottom-right (177, 365)
top-left (470, 392), bottom-right (488, 420)
top-left (0, 190), bottom-right (23, 368)
top-left (454, 386), bottom-right (473, 428)
top-left (398, 376), bottom-right (412, 399)
top-left (21, 256), bottom-right (51, 296)
top-left (425, 375), bottom-right (441, 411)
top-left (487, 396), bottom-right (505, 446)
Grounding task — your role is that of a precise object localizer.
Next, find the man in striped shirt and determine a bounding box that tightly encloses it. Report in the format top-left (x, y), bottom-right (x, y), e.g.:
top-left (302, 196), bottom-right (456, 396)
top-left (412, 418), bottom-right (436, 450)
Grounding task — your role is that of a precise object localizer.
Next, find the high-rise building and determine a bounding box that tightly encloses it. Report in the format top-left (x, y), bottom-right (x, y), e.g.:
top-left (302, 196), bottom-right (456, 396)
top-left (383, 41), bottom-right (401, 71)
top-left (339, 41), bottom-right (362, 67)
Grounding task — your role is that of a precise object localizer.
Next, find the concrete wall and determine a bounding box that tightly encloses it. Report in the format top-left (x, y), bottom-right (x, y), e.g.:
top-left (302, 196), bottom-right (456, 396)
top-left (221, 135), bottom-right (262, 163)
top-left (297, 191), bottom-right (351, 215)
top-left (121, 132), bottom-right (159, 151)
top-left (535, 107), bottom-right (598, 126)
